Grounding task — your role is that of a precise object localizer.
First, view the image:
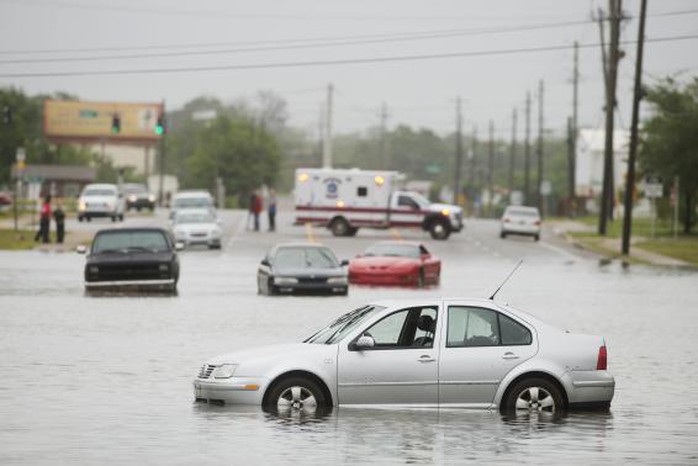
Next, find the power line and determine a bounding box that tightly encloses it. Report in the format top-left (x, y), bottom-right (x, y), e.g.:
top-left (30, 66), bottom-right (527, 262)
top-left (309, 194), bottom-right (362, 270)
top-left (1, 6), bottom-right (696, 57)
top-left (0, 34), bottom-right (695, 78)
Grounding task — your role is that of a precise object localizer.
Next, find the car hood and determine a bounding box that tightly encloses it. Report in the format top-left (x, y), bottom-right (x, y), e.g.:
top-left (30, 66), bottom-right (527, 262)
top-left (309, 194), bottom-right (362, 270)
top-left (173, 223), bottom-right (218, 233)
top-left (206, 342), bottom-right (337, 376)
top-left (87, 250), bottom-right (175, 265)
top-left (428, 203), bottom-right (462, 214)
top-left (272, 266), bottom-right (345, 277)
top-left (350, 256), bottom-right (417, 269)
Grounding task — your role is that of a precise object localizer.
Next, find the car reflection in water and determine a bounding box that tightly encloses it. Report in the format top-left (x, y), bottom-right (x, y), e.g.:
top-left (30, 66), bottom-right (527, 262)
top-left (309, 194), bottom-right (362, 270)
top-left (79, 227), bottom-right (181, 295)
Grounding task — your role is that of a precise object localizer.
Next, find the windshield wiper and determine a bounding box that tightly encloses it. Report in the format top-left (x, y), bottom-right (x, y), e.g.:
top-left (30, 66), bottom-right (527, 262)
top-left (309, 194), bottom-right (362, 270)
top-left (95, 248), bottom-right (126, 254)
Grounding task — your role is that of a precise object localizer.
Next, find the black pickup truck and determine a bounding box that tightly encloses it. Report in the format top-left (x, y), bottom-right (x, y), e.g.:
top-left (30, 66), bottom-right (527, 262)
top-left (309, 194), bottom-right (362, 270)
top-left (81, 227), bottom-right (180, 292)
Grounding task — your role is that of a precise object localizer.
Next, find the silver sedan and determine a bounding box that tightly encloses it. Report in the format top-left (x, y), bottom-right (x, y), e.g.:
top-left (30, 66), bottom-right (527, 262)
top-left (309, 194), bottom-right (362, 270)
top-left (193, 298), bottom-right (615, 414)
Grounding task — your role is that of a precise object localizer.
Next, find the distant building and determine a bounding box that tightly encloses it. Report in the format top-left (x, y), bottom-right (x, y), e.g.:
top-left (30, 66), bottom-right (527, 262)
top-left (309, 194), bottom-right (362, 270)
top-left (11, 164), bottom-right (96, 199)
top-left (575, 128), bottom-right (630, 198)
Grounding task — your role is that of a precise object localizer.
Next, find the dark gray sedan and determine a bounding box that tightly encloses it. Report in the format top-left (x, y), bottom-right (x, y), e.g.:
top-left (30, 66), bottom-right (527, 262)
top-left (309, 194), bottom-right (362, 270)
top-left (257, 243), bottom-right (348, 296)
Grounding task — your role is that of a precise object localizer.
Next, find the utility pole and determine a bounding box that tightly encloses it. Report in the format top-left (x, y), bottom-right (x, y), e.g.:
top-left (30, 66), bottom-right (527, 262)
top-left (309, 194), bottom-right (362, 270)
top-left (158, 101), bottom-right (166, 207)
top-left (322, 83), bottom-right (333, 168)
top-left (469, 124), bottom-right (478, 214)
top-left (598, 0), bottom-right (623, 235)
top-left (453, 97), bottom-right (463, 206)
top-left (524, 92), bottom-right (531, 205)
top-left (509, 107), bottom-right (517, 197)
top-left (536, 80), bottom-right (544, 215)
top-left (567, 117), bottom-right (575, 205)
top-left (570, 41), bottom-right (579, 205)
top-left (488, 120), bottom-right (494, 217)
top-left (379, 102), bottom-right (389, 169)
top-left (622, 0), bottom-right (648, 255)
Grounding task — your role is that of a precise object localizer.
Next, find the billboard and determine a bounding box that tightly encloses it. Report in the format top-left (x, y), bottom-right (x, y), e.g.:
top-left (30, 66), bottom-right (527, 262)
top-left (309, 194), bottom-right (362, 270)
top-left (44, 100), bottom-right (164, 144)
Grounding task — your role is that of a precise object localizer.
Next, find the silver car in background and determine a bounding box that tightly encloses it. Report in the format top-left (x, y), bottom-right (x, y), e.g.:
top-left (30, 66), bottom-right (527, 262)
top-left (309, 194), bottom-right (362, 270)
top-left (171, 208), bottom-right (222, 249)
top-left (193, 298), bottom-right (614, 414)
top-left (500, 205), bottom-right (542, 241)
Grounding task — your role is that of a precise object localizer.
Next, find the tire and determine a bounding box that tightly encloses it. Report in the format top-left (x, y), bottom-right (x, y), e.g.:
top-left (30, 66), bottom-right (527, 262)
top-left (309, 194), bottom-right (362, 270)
top-left (534, 234), bottom-right (540, 242)
top-left (429, 219), bottom-right (451, 240)
top-left (119, 214), bottom-right (124, 222)
top-left (111, 216), bottom-right (117, 222)
top-left (330, 218), bottom-right (350, 237)
top-left (265, 376), bottom-right (327, 414)
top-left (346, 227), bottom-right (359, 237)
top-left (267, 278), bottom-right (278, 296)
top-left (78, 216), bottom-right (83, 223)
top-left (502, 377), bottom-right (564, 414)
top-left (500, 231), bottom-right (506, 239)
top-left (86, 216), bottom-right (91, 222)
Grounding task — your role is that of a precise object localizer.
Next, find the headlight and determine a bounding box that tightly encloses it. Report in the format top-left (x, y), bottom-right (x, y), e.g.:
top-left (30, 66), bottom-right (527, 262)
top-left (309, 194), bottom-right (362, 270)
top-left (158, 264), bottom-right (169, 272)
top-left (274, 277), bottom-right (299, 285)
top-left (211, 364), bottom-right (238, 379)
top-left (148, 194), bottom-right (156, 202)
top-left (327, 277), bottom-right (347, 284)
top-left (128, 195), bottom-right (137, 202)
top-left (78, 201), bottom-right (86, 211)
top-left (211, 227), bottom-right (222, 238)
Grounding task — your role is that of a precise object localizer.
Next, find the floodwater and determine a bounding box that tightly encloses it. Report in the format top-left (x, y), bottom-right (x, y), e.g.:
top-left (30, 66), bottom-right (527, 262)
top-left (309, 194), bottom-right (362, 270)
top-left (1, 216), bottom-right (697, 464)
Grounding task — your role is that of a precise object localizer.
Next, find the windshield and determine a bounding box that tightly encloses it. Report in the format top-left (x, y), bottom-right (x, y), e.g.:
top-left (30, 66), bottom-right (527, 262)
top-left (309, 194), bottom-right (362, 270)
top-left (274, 247), bottom-right (339, 269)
top-left (506, 207), bottom-right (540, 217)
top-left (83, 188), bottom-right (116, 196)
top-left (305, 305), bottom-right (382, 344)
top-left (173, 197), bottom-right (212, 209)
top-left (175, 212), bottom-right (216, 224)
top-left (410, 192), bottom-right (431, 209)
top-left (91, 231), bottom-right (170, 253)
top-left (124, 184), bottom-right (147, 194)
top-left (364, 243), bottom-right (420, 258)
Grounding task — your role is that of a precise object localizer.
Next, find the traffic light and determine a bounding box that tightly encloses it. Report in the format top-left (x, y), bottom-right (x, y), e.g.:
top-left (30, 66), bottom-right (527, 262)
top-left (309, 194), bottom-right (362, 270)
top-left (111, 114), bottom-right (121, 134)
top-left (155, 113), bottom-right (166, 135)
top-left (2, 106), bottom-right (11, 124)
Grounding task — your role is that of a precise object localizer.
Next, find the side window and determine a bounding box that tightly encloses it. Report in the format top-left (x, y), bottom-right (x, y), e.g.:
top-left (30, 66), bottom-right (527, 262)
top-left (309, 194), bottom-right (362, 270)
top-left (447, 306), bottom-right (500, 347)
top-left (357, 186), bottom-right (368, 197)
top-left (499, 314), bottom-right (532, 345)
top-left (398, 195), bottom-right (418, 210)
top-left (361, 307), bottom-right (437, 348)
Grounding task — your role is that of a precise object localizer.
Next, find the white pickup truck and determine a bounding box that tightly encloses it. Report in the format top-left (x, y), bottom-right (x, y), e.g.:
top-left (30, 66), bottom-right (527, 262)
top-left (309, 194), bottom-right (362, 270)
top-left (294, 168), bottom-right (463, 240)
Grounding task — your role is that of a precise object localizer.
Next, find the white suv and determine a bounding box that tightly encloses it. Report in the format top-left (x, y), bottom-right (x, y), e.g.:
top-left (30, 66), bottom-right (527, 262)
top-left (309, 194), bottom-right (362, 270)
top-left (500, 205), bottom-right (541, 241)
top-left (78, 183), bottom-right (125, 222)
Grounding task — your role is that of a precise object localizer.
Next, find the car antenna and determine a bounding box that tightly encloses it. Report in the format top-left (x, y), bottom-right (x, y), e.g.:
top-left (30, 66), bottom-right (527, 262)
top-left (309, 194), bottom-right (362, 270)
top-left (489, 260), bottom-right (523, 300)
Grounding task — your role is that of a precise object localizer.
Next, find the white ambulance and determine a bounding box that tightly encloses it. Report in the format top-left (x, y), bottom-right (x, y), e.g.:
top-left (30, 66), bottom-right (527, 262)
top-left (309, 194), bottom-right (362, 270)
top-left (294, 168), bottom-right (464, 240)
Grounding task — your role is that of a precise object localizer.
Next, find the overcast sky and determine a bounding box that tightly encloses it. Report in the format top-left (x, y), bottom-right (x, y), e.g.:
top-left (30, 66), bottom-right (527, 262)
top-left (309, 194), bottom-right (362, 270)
top-left (1, 0), bottom-right (696, 139)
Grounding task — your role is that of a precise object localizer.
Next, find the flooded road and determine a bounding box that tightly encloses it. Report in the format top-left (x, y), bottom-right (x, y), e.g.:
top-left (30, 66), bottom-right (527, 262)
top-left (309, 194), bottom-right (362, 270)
top-left (1, 209), bottom-right (697, 464)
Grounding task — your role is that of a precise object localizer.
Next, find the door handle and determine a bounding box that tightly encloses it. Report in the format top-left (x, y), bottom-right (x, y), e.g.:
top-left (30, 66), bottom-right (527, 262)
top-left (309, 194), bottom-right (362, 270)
top-left (502, 352), bottom-right (519, 360)
top-left (418, 355), bottom-right (436, 363)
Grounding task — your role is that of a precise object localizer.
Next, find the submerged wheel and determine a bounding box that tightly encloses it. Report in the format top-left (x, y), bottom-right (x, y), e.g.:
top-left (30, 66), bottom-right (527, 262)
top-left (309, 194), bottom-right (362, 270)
top-left (503, 377), bottom-right (564, 414)
top-left (416, 269), bottom-right (425, 287)
top-left (534, 234), bottom-right (540, 242)
top-left (330, 218), bottom-right (350, 237)
top-left (266, 376), bottom-right (327, 414)
top-left (429, 219), bottom-right (451, 240)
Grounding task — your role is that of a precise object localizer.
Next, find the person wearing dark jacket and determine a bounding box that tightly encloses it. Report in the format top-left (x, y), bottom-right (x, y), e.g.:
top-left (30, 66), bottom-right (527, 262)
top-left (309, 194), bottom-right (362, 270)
top-left (53, 202), bottom-right (65, 244)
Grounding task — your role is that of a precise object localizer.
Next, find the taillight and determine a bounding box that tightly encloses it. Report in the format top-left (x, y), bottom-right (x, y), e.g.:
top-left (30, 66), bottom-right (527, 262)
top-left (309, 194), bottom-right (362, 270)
top-left (534, 220), bottom-right (541, 226)
top-left (596, 345), bottom-right (608, 370)
top-left (503, 217), bottom-right (510, 223)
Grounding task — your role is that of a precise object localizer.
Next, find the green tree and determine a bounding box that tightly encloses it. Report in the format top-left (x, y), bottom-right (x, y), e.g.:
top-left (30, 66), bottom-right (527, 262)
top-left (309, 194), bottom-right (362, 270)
top-left (187, 115), bottom-right (280, 200)
top-left (640, 77), bottom-right (698, 233)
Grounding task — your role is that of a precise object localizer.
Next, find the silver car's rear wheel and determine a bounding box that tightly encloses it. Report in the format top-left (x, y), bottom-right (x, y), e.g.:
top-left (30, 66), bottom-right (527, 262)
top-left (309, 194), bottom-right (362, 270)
top-left (504, 377), bottom-right (564, 414)
top-left (266, 376), bottom-right (327, 415)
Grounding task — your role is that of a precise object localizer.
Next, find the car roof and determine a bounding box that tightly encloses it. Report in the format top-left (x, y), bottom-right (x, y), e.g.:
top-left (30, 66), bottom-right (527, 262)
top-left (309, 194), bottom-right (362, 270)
top-left (368, 240), bottom-right (422, 247)
top-left (95, 227), bottom-right (169, 234)
top-left (173, 191), bottom-right (212, 198)
top-left (274, 242), bottom-right (331, 249)
top-left (83, 183), bottom-right (117, 189)
top-left (504, 205), bottom-right (540, 213)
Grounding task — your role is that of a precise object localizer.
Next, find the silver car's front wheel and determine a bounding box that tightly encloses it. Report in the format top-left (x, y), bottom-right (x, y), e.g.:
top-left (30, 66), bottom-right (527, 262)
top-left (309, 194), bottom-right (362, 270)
top-left (503, 377), bottom-right (564, 414)
top-left (265, 376), bottom-right (328, 415)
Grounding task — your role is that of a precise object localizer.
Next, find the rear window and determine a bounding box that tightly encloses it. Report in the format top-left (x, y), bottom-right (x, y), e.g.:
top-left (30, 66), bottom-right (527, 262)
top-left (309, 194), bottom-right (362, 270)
top-left (505, 207), bottom-right (539, 217)
top-left (173, 197), bottom-right (212, 208)
top-left (84, 188), bottom-right (116, 196)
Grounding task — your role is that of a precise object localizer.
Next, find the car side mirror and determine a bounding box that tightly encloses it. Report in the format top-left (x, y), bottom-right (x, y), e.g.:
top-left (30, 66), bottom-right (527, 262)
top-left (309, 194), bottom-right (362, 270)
top-left (340, 259), bottom-right (349, 266)
top-left (350, 335), bottom-right (375, 351)
top-left (175, 242), bottom-right (185, 251)
top-left (76, 245), bottom-right (87, 254)
top-left (261, 258), bottom-right (270, 266)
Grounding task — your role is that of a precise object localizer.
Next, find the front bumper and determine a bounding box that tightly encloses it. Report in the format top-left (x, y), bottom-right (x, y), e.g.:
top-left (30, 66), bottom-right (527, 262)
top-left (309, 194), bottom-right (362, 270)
top-left (350, 272), bottom-right (418, 286)
top-left (193, 377), bottom-right (267, 405)
top-left (84, 278), bottom-right (176, 291)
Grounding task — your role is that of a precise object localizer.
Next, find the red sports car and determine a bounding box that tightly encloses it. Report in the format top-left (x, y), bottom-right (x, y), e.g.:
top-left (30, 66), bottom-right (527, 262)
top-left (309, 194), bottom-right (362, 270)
top-left (348, 241), bottom-right (441, 287)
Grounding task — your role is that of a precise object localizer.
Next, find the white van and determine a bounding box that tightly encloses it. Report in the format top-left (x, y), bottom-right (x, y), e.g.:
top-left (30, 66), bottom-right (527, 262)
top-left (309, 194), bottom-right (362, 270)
top-left (169, 190), bottom-right (215, 221)
top-left (78, 183), bottom-right (125, 222)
